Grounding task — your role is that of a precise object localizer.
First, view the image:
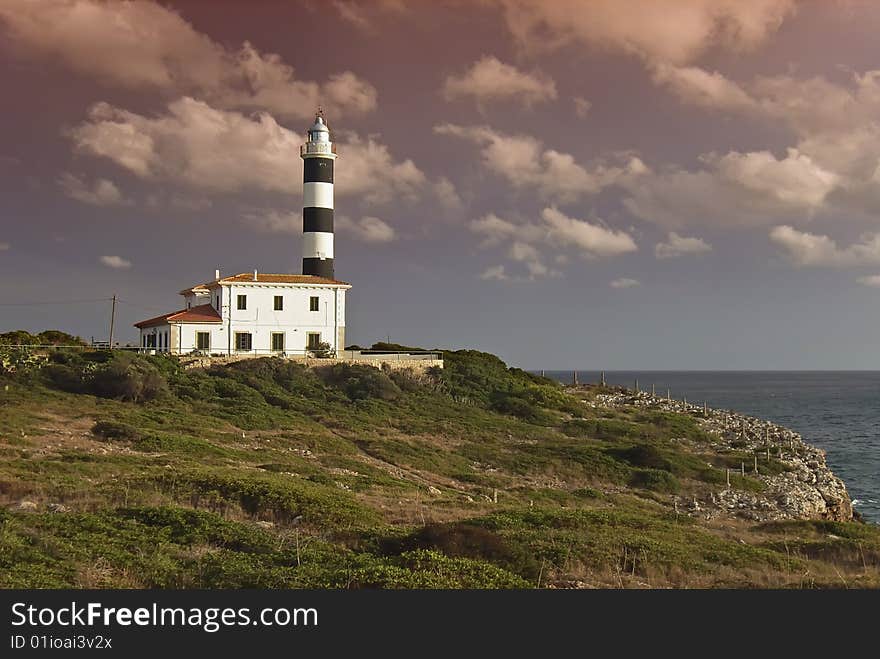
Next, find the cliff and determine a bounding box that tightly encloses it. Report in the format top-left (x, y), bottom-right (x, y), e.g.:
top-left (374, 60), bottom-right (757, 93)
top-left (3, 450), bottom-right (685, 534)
top-left (584, 390), bottom-right (853, 523)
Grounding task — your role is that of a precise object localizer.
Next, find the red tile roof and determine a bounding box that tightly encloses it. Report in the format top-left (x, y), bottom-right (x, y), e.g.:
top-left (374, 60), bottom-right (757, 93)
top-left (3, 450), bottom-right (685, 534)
top-left (180, 272), bottom-right (350, 294)
top-left (134, 303), bottom-right (222, 329)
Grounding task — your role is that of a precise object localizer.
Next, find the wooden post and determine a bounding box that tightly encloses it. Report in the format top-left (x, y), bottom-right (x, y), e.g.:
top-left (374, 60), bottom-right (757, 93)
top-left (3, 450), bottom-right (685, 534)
top-left (493, 488), bottom-right (498, 504)
top-left (754, 455), bottom-right (759, 474)
top-left (572, 371), bottom-right (578, 386)
top-left (651, 383), bottom-right (655, 396)
top-left (600, 371), bottom-right (606, 386)
top-left (108, 294), bottom-right (117, 349)
top-left (667, 388), bottom-right (671, 400)
top-left (634, 379), bottom-right (639, 393)
top-left (540, 370), bottom-right (545, 377)
top-left (703, 401), bottom-right (708, 416)
top-left (726, 468), bottom-right (731, 487)
top-left (741, 462), bottom-right (745, 477)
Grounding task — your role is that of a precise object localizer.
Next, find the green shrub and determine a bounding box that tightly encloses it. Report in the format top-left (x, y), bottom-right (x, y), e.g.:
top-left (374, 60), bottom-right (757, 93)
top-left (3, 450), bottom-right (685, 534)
top-left (42, 364), bottom-right (85, 393)
top-left (612, 445), bottom-right (673, 471)
top-left (389, 522), bottom-right (541, 580)
top-left (629, 468), bottom-right (680, 493)
top-left (92, 421), bottom-right (140, 442)
top-left (89, 354), bottom-right (167, 402)
top-left (317, 363), bottom-right (401, 401)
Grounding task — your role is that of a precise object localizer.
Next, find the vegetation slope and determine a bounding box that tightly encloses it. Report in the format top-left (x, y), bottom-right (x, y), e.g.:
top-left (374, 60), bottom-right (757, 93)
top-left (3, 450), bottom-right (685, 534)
top-left (1, 332), bottom-right (878, 588)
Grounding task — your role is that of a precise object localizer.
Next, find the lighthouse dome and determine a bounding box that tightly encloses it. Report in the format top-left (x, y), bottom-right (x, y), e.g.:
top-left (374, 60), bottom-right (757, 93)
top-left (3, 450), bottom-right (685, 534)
top-left (308, 115), bottom-right (330, 142)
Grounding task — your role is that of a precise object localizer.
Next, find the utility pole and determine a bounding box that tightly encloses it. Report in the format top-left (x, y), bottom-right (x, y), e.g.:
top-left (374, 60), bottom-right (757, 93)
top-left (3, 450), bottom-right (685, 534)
top-left (109, 294), bottom-right (117, 349)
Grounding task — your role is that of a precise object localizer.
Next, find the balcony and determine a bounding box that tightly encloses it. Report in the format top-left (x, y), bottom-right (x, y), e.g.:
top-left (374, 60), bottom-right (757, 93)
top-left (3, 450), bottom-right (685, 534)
top-left (300, 143), bottom-right (337, 157)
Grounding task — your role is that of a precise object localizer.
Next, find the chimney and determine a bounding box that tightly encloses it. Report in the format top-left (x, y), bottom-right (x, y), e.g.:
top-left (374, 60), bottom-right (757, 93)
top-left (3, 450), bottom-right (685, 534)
top-left (253, 269), bottom-right (258, 281)
top-left (214, 268), bottom-right (220, 280)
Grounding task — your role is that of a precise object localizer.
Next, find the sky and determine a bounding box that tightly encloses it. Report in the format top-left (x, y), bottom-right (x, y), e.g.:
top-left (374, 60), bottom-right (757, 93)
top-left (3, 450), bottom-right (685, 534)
top-left (1, 0), bottom-right (880, 370)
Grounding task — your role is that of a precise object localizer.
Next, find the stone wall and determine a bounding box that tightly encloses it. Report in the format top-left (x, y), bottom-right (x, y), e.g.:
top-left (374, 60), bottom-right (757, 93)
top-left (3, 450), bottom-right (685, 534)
top-left (179, 353), bottom-right (443, 373)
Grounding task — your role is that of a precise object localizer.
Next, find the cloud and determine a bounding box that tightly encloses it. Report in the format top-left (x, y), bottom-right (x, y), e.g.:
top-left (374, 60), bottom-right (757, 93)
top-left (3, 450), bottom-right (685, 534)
top-left (433, 177), bottom-right (463, 212)
top-left (655, 232), bottom-right (712, 258)
top-left (58, 172), bottom-right (129, 206)
top-left (770, 226), bottom-right (880, 267)
top-left (651, 63), bottom-right (756, 111)
top-left (610, 277), bottom-right (640, 289)
top-left (649, 62), bottom-right (880, 222)
top-left (493, 0), bottom-right (795, 64)
top-left (507, 241), bottom-right (555, 278)
top-left (540, 207), bottom-right (637, 257)
top-left (100, 255), bottom-right (131, 269)
top-left (857, 275), bottom-right (880, 288)
top-left (469, 208), bottom-right (634, 279)
top-left (242, 209), bottom-right (300, 234)
top-left (573, 96), bottom-right (592, 118)
top-left (337, 216), bottom-right (396, 243)
top-left (443, 56), bottom-right (557, 108)
top-left (0, 0), bottom-right (377, 120)
top-left (435, 123), bottom-right (641, 202)
top-left (68, 98), bottom-right (427, 202)
top-left (334, 133), bottom-right (427, 204)
top-left (470, 212), bottom-right (544, 246)
top-left (480, 265), bottom-right (509, 281)
top-left (621, 148), bottom-right (838, 228)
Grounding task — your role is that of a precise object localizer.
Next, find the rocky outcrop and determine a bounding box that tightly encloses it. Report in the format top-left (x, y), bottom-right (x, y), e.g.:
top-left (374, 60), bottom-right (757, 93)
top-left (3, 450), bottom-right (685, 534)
top-left (582, 389), bottom-right (853, 523)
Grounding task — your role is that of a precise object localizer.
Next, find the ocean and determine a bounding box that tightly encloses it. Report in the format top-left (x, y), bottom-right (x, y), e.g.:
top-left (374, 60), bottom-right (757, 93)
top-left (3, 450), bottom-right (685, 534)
top-left (540, 371), bottom-right (880, 524)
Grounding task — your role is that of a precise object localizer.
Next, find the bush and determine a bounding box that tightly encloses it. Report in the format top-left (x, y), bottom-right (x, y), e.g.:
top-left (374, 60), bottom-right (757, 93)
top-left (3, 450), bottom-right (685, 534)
top-left (42, 364), bottom-right (85, 393)
top-left (612, 445), bottom-right (673, 471)
top-left (317, 363), bottom-right (401, 401)
top-left (387, 522), bottom-right (540, 580)
top-left (629, 468), bottom-right (680, 493)
top-left (92, 421), bottom-right (141, 442)
top-left (90, 356), bottom-right (167, 403)
top-left (310, 341), bottom-right (334, 358)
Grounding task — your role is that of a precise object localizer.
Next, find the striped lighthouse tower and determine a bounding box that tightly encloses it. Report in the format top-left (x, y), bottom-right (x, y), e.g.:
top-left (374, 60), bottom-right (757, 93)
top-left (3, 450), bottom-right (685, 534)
top-left (300, 112), bottom-right (337, 279)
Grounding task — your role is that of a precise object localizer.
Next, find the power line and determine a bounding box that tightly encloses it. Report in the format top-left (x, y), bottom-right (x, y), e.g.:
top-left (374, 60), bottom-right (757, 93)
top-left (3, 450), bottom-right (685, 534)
top-left (0, 298), bottom-right (112, 306)
top-left (115, 298), bottom-right (175, 314)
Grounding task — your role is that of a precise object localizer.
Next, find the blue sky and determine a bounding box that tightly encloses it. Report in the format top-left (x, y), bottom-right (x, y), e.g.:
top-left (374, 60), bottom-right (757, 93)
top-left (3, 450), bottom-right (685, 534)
top-left (2, 0), bottom-right (880, 369)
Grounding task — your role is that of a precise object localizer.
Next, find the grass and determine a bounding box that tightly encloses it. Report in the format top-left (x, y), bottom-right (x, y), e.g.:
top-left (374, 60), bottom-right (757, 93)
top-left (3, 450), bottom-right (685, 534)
top-left (1, 343), bottom-right (878, 588)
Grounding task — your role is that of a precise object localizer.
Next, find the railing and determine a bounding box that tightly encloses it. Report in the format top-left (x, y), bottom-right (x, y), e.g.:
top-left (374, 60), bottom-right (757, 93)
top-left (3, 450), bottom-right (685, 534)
top-left (300, 143), bottom-right (337, 157)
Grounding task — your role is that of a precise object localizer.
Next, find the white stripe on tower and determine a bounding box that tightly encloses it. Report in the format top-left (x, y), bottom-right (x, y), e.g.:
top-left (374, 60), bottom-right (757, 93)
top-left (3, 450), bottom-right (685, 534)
top-left (303, 182), bottom-right (334, 209)
top-left (301, 112), bottom-right (337, 279)
top-left (303, 232), bottom-right (335, 259)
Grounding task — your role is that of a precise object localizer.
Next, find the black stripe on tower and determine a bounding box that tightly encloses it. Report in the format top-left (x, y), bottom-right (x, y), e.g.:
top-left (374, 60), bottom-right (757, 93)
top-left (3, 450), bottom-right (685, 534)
top-left (302, 207), bottom-right (334, 233)
top-left (303, 158), bottom-right (334, 183)
top-left (303, 258), bottom-right (334, 279)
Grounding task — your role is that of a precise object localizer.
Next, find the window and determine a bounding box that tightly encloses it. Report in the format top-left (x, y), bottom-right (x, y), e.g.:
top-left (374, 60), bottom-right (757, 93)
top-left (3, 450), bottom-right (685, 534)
top-left (309, 296), bottom-right (319, 311)
top-left (307, 332), bottom-right (321, 350)
top-left (215, 294), bottom-right (220, 309)
top-left (274, 295), bottom-right (283, 311)
top-left (237, 294), bottom-right (247, 310)
top-left (196, 332), bottom-right (210, 351)
top-left (271, 332), bottom-right (285, 352)
top-left (235, 332), bottom-right (252, 351)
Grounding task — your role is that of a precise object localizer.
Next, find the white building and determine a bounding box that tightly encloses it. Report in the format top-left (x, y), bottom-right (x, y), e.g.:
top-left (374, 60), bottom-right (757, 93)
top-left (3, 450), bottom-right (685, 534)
top-left (135, 271), bottom-right (349, 356)
top-left (134, 113), bottom-right (351, 356)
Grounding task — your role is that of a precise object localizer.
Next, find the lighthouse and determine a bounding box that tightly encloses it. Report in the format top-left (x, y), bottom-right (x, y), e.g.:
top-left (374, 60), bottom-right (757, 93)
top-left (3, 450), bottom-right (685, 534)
top-left (300, 112), bottom-right (337, 279)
